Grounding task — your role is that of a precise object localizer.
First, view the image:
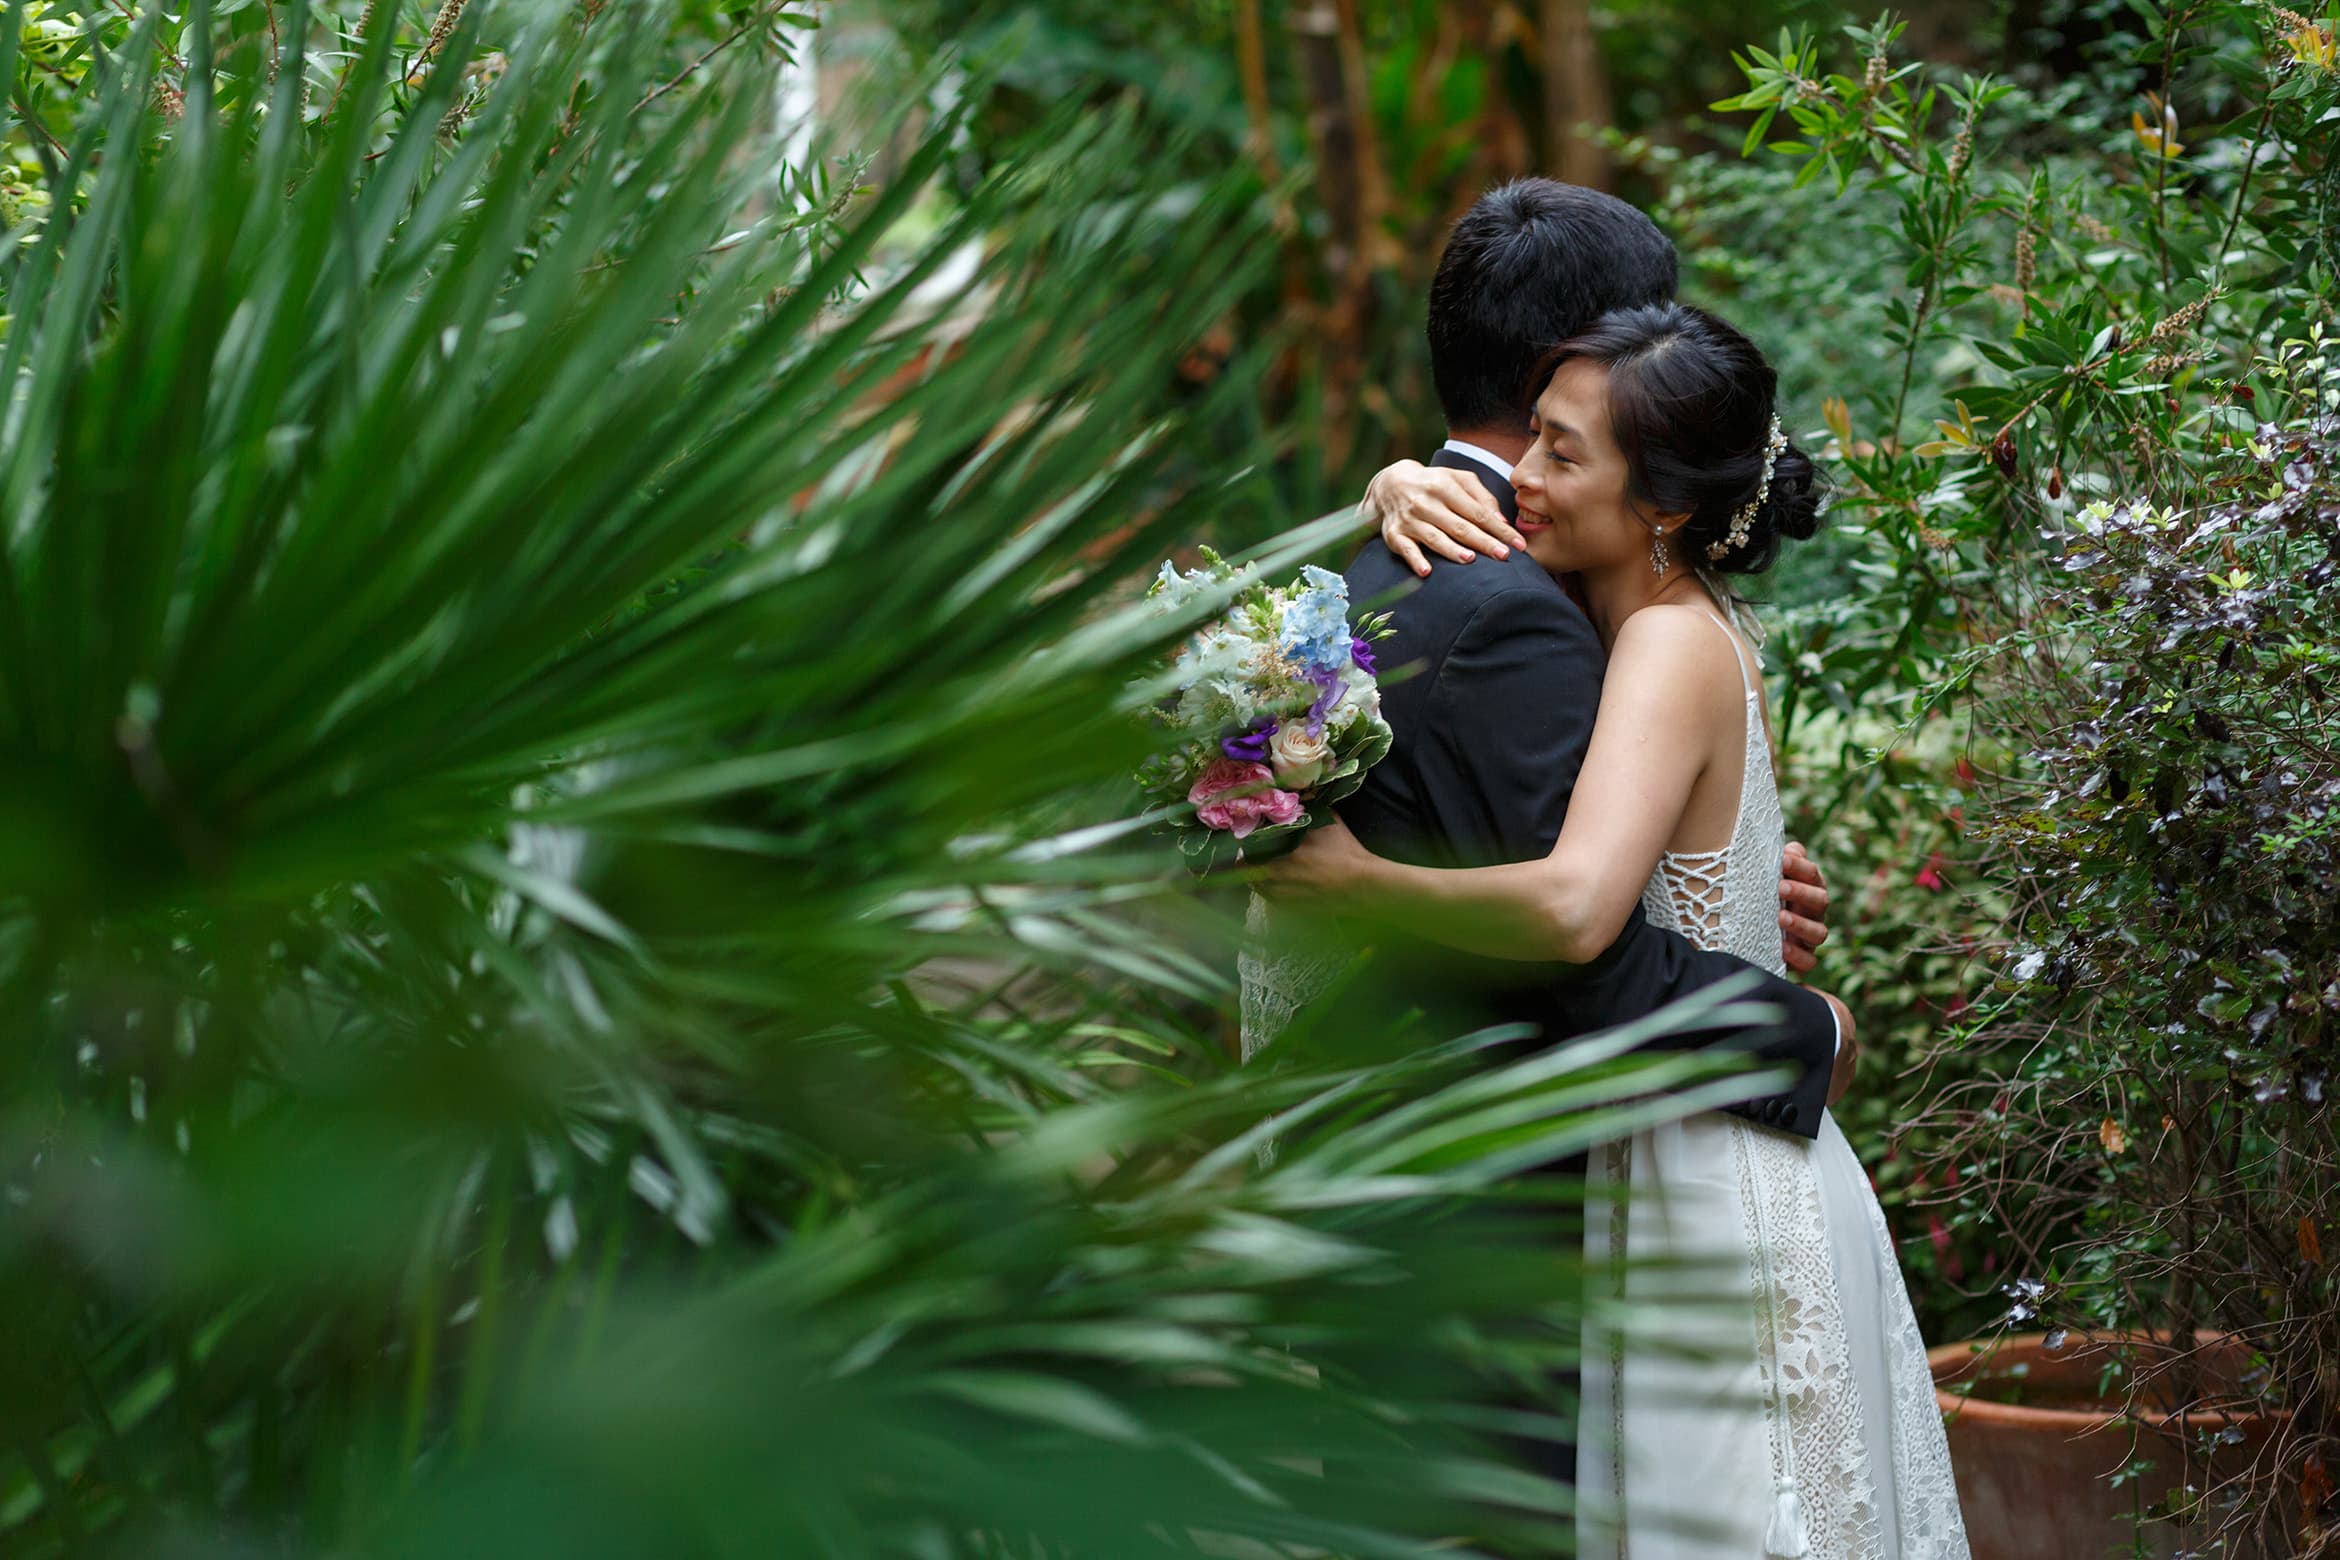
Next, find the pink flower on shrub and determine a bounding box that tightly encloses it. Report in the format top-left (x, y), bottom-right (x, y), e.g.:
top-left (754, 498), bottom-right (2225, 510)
top-left (1189, 758), bottom-right (1302, 839)
top-left (1915, 851), bottom-right (1947, 892)
top-left (1928, 1212), bottom-right (1963, 1280)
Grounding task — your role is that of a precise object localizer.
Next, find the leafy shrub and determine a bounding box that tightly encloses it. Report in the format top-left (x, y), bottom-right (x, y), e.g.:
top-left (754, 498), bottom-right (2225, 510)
top-left (1705, 4), bottom-right (2338, 1546)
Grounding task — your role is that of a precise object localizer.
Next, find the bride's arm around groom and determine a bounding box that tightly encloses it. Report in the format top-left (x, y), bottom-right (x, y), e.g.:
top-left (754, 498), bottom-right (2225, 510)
top-left (1298, 527), bottom-right (1850, 1140)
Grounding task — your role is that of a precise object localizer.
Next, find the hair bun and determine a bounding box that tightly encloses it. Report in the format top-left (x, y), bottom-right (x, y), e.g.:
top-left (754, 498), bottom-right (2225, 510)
top-left (1705, 430), bottom-right (1828, 575)
top-left (1763, 441), bottom-right (1826, 545)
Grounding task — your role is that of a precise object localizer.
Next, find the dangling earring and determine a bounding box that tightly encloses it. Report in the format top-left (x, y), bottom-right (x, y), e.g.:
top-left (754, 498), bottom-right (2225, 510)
top-left (1648, 525), bottom-right (1671, 578)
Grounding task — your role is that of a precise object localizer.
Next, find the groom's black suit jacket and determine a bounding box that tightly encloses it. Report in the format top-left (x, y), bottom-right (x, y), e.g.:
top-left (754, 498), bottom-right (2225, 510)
top-left (1339, 446), bottom-right (1837, 1138)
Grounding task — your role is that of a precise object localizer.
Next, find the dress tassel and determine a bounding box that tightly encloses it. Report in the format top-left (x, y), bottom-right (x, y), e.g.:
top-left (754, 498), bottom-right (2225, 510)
top-left (1764, 1478), bottom-right (1808, 1558)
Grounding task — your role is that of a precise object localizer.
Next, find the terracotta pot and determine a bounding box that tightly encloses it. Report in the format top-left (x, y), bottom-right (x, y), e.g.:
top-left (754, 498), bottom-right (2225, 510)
top-left (1929, 1331), bottom-right (2290, 1560)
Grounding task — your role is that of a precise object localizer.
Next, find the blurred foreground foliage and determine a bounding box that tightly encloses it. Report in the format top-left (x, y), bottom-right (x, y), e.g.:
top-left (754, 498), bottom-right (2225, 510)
top-left (0, 2), bottom-right (1766, 1554)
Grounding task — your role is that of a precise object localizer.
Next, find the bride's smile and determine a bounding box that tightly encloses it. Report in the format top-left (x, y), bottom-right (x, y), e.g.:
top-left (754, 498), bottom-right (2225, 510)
top-left (1503, 355), bottom-right (1732, 651)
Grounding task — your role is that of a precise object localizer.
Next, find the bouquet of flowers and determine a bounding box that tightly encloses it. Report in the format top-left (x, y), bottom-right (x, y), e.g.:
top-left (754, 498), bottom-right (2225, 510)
top-left (1139, 550), bottom-right (1394, 872)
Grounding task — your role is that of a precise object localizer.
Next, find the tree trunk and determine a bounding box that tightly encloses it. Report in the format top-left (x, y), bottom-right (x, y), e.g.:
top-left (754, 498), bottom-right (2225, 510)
top-left (1287, 0), bottom-right (1391, 474)
top-left (1434, 0), bottom-right (1532, 236)
top-left (1539, 0), bottom-right (1611, 190)
top-left (1233, 0), bottom-right (1281, 188)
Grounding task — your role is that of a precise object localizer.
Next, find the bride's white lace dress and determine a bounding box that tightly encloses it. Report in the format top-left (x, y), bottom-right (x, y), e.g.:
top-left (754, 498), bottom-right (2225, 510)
top-left (1237, 602), bottom-right (1968, 1558)
top-left (1577, 607), bottom-right (1966, 1559)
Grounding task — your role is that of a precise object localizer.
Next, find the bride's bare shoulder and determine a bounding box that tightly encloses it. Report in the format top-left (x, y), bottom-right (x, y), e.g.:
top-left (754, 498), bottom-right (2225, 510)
top-left (1611, 599), bottom-right (1743, 660)
top-left (1606, 601), bottom-right (1751, 715)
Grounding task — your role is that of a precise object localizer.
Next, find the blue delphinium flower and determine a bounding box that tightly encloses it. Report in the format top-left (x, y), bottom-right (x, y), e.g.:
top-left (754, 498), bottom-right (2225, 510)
top-left (1151, 560), bottom-right (1207, 611)
top-left (1279, 565), bottom-right (1353, 671)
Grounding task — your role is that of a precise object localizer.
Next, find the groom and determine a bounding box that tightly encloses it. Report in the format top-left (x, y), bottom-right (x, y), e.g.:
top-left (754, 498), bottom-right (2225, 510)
top-left (1341, 178), bottom-right (1854, 1128)
top-left (1332, 179), bottom-right (1855, 1497)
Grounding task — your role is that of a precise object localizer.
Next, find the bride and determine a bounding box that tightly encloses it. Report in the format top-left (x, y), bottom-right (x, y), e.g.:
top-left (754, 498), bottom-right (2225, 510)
top-left (1265, 302), bottom-right (1967, 1559)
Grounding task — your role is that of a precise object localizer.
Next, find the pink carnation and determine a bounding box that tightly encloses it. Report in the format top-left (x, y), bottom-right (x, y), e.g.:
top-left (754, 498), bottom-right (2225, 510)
top-left (1188, 758), bottom-right (1303, 839)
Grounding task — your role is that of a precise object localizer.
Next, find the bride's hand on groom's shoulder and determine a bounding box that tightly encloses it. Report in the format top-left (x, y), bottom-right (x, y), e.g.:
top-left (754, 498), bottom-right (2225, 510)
top-left (1363, 461), bottom-right (1525, 578)
top-left (1778, 841), bottom-right (1831, 974)
top-left (1259, 816), bottom-right (1373, 901)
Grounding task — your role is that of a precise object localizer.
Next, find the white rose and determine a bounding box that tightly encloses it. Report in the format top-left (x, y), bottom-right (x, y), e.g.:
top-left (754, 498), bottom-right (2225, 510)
top-left (1268, 723), bottom-right (1331, 791)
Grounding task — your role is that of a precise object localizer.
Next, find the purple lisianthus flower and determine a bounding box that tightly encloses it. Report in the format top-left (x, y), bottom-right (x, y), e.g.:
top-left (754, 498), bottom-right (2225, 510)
top-left (1305, 665), bottom-right (1345, 729)
top-left (1349, 635), bottom-right (1377, 674)
top-left (1221, 719), bottom-right (1276, 763)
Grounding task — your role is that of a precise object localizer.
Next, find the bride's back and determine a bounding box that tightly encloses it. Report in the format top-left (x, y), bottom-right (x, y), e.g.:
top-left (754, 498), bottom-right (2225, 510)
top-left (1631, 595), bottom-right (1788, 977)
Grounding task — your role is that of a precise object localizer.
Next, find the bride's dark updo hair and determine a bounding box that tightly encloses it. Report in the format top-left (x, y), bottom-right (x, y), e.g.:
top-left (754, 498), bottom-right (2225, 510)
top-left (1534, 302), bottom-right (1826, 575)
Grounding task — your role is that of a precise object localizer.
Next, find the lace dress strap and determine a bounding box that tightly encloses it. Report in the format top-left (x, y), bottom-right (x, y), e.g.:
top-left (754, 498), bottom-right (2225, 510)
top-left (1639, 603), bottom-right (1768, 958)
top-left (1701, 602), bottom-right (1762, 705)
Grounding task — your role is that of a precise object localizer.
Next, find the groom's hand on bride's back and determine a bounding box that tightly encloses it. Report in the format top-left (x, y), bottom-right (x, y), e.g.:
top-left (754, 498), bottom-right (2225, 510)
top-left (1781, 843), bottom-right (1856, 1104)
top-left (1779, 841), bottom-right (1830, 974)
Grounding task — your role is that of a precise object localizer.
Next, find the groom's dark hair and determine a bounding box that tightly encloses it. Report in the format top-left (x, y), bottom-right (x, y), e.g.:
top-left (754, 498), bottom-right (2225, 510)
top-left (1426, 179), bottom-right (1678, 433)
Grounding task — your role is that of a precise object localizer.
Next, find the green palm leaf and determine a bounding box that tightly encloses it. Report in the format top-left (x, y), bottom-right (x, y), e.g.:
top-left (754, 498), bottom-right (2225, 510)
top-left (0, 6), bottom-right (1730, 1555)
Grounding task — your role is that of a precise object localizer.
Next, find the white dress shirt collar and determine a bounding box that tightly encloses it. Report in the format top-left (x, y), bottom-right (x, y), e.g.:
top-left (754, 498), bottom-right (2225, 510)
top-left (1439, 437), bottom-right (1517, 483)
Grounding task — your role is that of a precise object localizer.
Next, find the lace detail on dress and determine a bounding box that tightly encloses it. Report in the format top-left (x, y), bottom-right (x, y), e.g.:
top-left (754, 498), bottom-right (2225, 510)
top-left (1634, 668), bottom-right (1787, 976)
top-left (1861, 1163), bottom-right (1972, 1556)
top-left (1737, 1120), bottom-right (1888, 1558)
top-left (1238, 892), bottom-right (1342, 1062)
top-left (1642, 848), bottom-right (1729, 948)
top-left (1603, 1135), bottom-right (1632, 1560)
top-left (1644, 608), bottom-right (1888, 1560)
top-left (1236, 893), bottom-right (1338, 1169)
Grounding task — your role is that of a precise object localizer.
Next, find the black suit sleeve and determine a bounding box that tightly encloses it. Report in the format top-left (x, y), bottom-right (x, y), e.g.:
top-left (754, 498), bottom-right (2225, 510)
top-left (1424, 584), bottom-right (1837, 1140)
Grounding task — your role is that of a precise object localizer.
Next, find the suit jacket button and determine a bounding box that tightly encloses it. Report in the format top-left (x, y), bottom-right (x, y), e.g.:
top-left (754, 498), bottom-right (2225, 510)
top-left (1780, 1106), bottom-right (1799, 1130)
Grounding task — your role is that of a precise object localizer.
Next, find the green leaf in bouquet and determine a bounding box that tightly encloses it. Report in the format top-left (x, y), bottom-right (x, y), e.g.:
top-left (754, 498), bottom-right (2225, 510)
top-left (1306, 769), bottom-right (1371, 815)
top-left (1290, 720), bottom-right (1394, 813)
top-left (1172, 809), bottom-right (1315, 876)
top-left (1228, 816), bottom-right (1311, 867)
top-left (1342, 719), bottom-right (1396, 775)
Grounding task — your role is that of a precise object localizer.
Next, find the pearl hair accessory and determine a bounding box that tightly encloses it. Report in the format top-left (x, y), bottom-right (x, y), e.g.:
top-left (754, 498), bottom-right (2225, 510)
top-left (1710, 415), bottom-right (1788, 562)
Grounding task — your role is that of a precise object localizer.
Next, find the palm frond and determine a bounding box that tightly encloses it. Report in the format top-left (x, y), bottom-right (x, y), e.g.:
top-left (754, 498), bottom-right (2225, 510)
top-left (0, 7), bottom-right (1714, 1555)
